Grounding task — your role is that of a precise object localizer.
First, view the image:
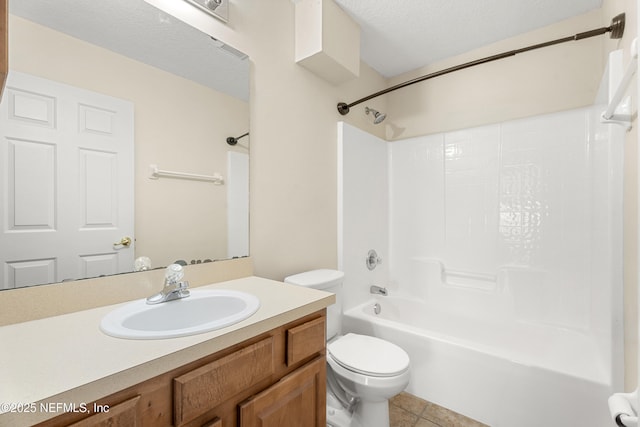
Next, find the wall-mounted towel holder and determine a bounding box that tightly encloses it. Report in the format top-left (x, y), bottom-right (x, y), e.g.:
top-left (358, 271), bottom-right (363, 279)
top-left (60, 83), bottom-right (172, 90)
top-left (601, 38), bottom-right (638, 131)
top-left (149, 164), bottom-right (224, 184)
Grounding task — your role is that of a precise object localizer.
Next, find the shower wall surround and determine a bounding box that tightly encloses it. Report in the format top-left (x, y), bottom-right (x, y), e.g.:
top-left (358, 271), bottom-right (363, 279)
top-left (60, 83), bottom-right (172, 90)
top-left (391, 108), bottom-right (615, 327)
top-left (338, 103), bottom-right (623, 389)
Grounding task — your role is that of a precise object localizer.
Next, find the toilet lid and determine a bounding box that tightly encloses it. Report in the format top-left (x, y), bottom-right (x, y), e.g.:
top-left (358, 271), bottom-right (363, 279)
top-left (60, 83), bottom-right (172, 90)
top-left (328, 333), bottom-right (410, 377)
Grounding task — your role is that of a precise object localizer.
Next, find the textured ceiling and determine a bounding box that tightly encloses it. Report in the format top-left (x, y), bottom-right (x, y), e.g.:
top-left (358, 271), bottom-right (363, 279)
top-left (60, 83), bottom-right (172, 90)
top-left (334, 0), bottom-right (604, 77)
top-left (9, 0), bottom-right (249, 101)
top-left (11, 1), bottom-right (605, 93)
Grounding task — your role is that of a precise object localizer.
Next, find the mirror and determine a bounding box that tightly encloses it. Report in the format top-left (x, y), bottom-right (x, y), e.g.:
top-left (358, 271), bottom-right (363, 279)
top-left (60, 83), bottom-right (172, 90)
top-left (1, 0), bottom-right (250, 289)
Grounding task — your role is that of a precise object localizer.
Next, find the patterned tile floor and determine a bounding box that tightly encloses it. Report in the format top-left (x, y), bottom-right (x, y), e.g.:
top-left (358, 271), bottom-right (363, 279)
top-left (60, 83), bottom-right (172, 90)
top-left (389, 392), bottom-right (489, 427)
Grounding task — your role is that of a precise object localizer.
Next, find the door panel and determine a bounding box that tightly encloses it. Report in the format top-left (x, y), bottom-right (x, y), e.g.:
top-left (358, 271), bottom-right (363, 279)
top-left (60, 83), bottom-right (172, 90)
top-left (80, 149), bottom-right (118, 227)
top-left (0, 71), bottom-right (134, 289)
top-left (8, 137), bottom-right (55, 230)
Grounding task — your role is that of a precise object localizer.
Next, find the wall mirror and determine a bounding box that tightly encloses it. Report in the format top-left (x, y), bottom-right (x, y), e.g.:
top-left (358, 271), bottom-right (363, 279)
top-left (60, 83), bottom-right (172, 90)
top-left (1, 0), bottom-right (250, 290)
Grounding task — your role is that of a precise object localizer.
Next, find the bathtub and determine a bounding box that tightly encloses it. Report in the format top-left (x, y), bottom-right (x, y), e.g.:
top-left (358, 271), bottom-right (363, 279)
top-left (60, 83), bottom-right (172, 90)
top-left (342, 296), bottom-right (613, 427)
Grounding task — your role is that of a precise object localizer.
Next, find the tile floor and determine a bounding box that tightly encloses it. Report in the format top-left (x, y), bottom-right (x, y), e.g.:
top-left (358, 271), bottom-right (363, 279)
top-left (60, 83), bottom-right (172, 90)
top-left (389, 392), bottom-right (489, 427)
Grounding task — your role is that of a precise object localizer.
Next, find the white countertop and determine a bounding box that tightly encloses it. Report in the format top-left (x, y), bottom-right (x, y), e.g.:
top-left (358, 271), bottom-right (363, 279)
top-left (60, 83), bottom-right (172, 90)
top-left (0, 276), bottom-right (334, 427)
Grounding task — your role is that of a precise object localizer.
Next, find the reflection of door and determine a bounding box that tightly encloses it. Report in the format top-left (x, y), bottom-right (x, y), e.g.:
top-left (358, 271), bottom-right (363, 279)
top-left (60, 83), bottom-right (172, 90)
top-left (0, 71), bottom-right (134, 289)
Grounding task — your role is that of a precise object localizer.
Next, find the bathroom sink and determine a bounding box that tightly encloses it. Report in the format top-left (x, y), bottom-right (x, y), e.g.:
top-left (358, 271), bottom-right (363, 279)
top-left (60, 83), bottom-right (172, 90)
top-left (100, 289), bottom-right (260, 339)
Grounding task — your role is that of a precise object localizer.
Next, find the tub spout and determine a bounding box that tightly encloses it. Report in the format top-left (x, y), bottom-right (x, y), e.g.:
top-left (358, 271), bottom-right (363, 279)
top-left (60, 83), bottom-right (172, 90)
top-left (370, 285), bottom-right (388, 296)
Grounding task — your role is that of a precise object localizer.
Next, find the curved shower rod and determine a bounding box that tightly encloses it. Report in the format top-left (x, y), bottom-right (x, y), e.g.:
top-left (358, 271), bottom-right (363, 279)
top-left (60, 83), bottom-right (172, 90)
top-left (337, 13), bottom-right (626, 116)
top-left (226, 132), bottom-right (249, 146)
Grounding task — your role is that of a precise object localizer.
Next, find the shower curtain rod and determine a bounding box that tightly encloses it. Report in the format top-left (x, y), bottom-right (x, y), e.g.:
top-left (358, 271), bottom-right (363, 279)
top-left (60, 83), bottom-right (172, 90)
top-left (337, 13), bottom-right (626, 116)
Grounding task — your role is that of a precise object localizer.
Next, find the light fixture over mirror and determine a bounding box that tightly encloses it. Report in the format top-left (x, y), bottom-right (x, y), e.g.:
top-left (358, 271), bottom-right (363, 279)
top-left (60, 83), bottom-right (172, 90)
top-left (1, 0), bottom-right (249, 290)
top-left (183, 0), bottom-right (229, 23)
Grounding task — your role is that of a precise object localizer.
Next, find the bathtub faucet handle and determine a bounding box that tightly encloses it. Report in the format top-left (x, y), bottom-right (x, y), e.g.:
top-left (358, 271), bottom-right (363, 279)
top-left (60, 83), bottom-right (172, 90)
top-left (366, 249), bottom-right (382, 270)
top-left (370, 285), bottom-right (388, 296)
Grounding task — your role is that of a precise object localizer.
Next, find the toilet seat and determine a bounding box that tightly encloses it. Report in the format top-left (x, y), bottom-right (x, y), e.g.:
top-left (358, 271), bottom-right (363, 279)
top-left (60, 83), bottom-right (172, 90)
top-left (328, 333), bottom-right (410, 377)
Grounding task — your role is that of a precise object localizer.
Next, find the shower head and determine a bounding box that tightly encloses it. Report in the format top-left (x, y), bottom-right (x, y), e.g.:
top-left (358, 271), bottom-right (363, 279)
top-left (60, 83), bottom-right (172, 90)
top-left (365, 107), bottom-right (386, 124)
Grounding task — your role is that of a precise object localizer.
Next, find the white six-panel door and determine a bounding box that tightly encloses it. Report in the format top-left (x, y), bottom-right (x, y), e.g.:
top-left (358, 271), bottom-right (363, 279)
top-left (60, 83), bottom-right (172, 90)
top-left (0, 71), bottom-right (134, 289)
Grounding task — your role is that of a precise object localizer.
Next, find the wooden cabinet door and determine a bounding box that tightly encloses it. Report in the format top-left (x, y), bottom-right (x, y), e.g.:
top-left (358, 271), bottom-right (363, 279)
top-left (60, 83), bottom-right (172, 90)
top-left (239, 357), bottom-right (326, 427)
top-left (201, 418), bottom-right (222, 427)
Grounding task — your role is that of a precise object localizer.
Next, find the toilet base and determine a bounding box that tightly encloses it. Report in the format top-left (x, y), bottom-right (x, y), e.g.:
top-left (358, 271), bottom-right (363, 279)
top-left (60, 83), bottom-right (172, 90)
top-left (326, 394), bottom-right (352, 427)
top-left (326, 392), bottom-right (391, 427)
top-left (351, 399), bottom-right (390, 427)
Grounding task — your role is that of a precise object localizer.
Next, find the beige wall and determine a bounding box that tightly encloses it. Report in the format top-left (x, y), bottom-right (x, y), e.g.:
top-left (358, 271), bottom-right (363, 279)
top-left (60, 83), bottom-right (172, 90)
top-left (9, 16), bottom-right (249, 267)
top-left (145, 0), bottom-right (388, 280)
top-left (385, 10), bottom-right (605, 139)
top-left (146, 0), bottom-right (638, 389)
top-left (0, 0), bottom-right (384, 322)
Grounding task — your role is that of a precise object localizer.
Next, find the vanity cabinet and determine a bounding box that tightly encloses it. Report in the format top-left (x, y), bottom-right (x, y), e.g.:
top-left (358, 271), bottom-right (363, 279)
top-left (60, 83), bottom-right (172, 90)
top-left (34, 310), bottom-right (326, 427)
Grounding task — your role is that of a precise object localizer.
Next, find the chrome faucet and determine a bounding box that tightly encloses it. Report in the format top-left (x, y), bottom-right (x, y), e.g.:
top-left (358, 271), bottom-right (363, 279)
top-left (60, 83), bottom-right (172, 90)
top-left (146, 264), bottom-right (190, 304)
top-left (370, 285), bottom-right (388, 296)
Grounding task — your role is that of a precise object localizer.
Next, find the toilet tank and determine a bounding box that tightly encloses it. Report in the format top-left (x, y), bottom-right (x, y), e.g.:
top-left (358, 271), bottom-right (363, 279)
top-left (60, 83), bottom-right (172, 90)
top-left (284, 269), bottom-right (343, 340)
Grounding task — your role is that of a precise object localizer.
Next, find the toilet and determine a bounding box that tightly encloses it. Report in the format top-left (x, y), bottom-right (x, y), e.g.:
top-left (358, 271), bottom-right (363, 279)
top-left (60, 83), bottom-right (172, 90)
top-left (284, 269), bottom-right (410, 427)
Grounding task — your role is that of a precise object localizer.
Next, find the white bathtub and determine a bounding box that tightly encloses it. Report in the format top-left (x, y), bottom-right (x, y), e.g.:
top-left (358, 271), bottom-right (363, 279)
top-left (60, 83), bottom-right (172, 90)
top-left (342, 296), bottom-right (613, 427)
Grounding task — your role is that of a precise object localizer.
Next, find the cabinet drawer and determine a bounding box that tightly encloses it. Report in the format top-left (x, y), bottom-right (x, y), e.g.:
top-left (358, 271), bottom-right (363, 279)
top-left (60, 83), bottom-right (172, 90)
top-left (286, 317), bottom-right (325, 366)
top-left (174, 337), bottom-right (274, 426)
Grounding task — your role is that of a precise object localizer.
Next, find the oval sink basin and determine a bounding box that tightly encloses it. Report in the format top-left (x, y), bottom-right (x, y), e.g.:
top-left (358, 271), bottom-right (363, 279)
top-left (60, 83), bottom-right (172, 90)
top-left (100, 289), bottom-right (260, 339)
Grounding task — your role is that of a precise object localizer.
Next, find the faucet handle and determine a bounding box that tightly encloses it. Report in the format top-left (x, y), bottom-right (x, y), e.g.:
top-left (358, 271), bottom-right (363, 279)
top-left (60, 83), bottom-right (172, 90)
top-left (147, 267), bottom-right (190, 304)
top-left (164, 264), bottom-right (184, 284)
top-left (366, 249), bottom-right (383, 270)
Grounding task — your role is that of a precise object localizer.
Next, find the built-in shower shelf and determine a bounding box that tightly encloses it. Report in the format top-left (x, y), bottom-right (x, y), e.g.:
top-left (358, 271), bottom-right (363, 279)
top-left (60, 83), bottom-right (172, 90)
top-left (411, 258), bottom-right (498, 292)
top-left (442, 268), bottom-right (497, 291)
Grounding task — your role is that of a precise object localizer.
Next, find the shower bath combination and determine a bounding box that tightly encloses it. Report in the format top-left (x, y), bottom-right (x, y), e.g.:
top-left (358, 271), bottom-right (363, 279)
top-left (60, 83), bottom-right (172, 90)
top-left (332, 7), bottom-right (631, 427)
top-left (338, 91), bottom-right (625, 425)
top-left (339, 94), bottom-right (625, 424)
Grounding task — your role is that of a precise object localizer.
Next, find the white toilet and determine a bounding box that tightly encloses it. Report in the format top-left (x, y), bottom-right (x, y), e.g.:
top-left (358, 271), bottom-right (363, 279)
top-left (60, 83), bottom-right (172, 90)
top-left (284, 269), bottom-right (410, 427)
